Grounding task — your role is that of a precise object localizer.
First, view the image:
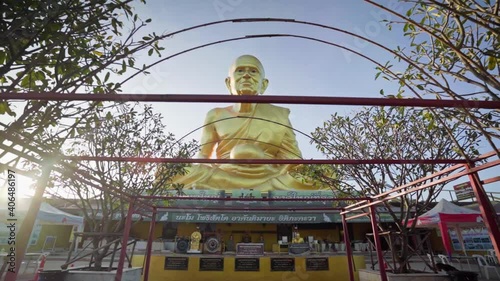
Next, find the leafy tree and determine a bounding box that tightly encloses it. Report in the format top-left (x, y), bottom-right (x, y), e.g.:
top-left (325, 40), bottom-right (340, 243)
top-left (367, 0), bottom-right (499, 154)
top-left (0, 0), bottom-right (165, 166)
top-left (311, 106), bottom-right (481, 273)
top-left (0, 2), bottom-right (167, 276)
top-left (49, 103), bottom-right (196, 269)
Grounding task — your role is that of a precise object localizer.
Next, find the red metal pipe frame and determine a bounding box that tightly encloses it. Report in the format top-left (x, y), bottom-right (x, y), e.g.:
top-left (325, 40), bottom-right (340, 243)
top-left (348, 151), bottom-right (495, 206)
top-left (344, 163), bottom-right (467, 210)
top-left (341, 212), bottom-right (355, 281)
top-left (467, 165), bottom-right (500, 262)
top-left (115, 201), bottom-right (136, 281)
top-left (64, 156), bottom-right (469, 165)
top-left (369, 203), bottom-right (387, 281)
top-left (482, 176), bottom-right (500, 185)
top-left (3, 92), bottom-right (500, 109)
top-left (143, 208), bottom-right (157, 281)
top-left (141, 195), bottom-right (368, 202)
top-left (156, 207), bottom-right (342, 211)
top-left (342, 158), bottom-right (500, 214)
top-left (344, 212), bottom-right (371, 221)
top-left (3, 90), bottom-right (499, 276)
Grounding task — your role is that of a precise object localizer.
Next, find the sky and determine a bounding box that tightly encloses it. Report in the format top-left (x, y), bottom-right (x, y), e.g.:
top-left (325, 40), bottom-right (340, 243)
top-left (125, 0), bottom-right (407, 157)
top-left (2, 0), bottom-right (498, 197)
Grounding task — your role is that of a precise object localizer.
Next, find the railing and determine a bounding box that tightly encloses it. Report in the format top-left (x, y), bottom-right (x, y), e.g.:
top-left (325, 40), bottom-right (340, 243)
top-left (441, 190), bottom-right (500, 202)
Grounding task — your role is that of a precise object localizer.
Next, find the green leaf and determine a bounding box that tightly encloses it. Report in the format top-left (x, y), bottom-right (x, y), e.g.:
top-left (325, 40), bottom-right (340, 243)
top-left (0, 101), bottom-right (7, 114)
top-left (0, 51), bottom-right (6, 65)
top-left (487, 56), bottom-right (497, 70)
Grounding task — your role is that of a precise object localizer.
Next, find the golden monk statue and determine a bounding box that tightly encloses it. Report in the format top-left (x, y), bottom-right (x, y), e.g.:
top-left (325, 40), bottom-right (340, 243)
top-left (173, 55), bottom-right (315, 191)
top-left (292, 232), bottom-right (305, 244)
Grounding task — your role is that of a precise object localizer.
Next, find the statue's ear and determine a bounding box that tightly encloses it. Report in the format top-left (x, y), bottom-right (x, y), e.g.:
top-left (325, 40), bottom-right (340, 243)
top-left (260, 78), bottom-right (269, 94)
top-left (225, 77), bottom-right (232, 93)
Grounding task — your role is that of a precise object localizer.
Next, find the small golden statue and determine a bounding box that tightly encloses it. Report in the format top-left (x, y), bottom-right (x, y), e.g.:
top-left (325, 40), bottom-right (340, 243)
top-left (188, 228), bottom-right (202, 252)
top-left (292, 232), bottom-right (304, 244)
top-left (171, 55), bottom-right (318, 191)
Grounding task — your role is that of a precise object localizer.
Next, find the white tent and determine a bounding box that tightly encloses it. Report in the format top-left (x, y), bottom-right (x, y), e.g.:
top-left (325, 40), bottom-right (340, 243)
top-left (408, 199), bottom-right (484, 256)
top-left (0, 198), bottom-right (84, 247)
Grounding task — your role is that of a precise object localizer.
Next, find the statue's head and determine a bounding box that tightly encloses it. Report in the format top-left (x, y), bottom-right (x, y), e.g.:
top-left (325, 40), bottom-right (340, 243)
top-left (225, 55), bottom-right (269, 96)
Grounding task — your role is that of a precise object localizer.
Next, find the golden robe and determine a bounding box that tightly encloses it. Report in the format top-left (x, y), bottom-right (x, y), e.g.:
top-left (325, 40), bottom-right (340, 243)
top-left (174, 103), bottom-right (314, 191)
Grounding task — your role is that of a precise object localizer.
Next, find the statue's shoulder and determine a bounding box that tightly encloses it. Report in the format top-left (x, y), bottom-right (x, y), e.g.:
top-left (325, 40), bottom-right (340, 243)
top-left (261, 104), bottom-right (290, 116)
top-left (205, 106), bottom-right (232, 120)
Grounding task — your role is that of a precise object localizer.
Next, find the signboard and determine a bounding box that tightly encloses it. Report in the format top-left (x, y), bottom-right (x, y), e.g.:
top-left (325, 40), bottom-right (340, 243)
top-left (169, 190), bottom-right (225, 208)
top-left (158, 210), bottom-right (396, 223)
top-left (271, 258), bottom-right (295, 271)
top-left (160, 211), bottom-right (335, 224)
top-left (236, 243), bottom-right (264, 255)
top-left (268, 191), bottom-right (334, 207)
top-left (453, 182), bottom-right (474, 201)
top-left (230, 190), bottom-right (267, 208)
top-left (156, 191), bottom-right (398, 224)
top-left (449, 227), bottom-right (493, 250)
top-left (164, 257), bottom-right (189, 270)
top-left (306, 258), bottom-right (329, 271)
top-left (288, 243), bottom-right (310, 255)
top-left (235, 258), bottom-right (260, 271)
top-left (199, 258), bottom-right (224, 271)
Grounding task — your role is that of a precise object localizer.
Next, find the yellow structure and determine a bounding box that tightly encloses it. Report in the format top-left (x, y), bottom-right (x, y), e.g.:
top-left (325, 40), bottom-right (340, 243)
top-left (132, 255), bottom-right (366, 281)
top-left (172, 55), bottom-right (320, 191)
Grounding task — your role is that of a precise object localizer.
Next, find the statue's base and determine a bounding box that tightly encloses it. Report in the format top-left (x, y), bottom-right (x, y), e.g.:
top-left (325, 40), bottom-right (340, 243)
top-left (187, 250), bottom-right (201, 254)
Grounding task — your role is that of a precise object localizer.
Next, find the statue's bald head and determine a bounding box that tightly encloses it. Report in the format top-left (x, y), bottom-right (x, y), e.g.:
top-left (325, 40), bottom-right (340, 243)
top-left (225, 55), bottom-right (269, 95)
top-left (228, 55), bottom-right (266, 77)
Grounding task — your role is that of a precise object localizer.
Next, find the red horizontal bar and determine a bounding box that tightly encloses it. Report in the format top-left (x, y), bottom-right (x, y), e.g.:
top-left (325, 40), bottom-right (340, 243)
top-left (156, 206), bottom-right (344, 211)
top-left (64, 156), bottom-right (469, 165)
top-left (482, 176), bottom-right (500, 185)
top-left (2, 92), bottom-right (500, 109)
top-left (139, 195), bottom-right (368, 201)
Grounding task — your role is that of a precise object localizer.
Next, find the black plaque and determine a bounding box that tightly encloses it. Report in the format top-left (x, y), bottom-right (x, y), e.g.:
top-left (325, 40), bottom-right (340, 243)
top-left (164, 257), bottom-right (189, 270)
top-left (235, 258), bottom-right (260, 271)
top-left (306, 258), bottom-right (329, 271)
top-left (271, 258), bottom-right (295, 271)
top-left (236, 243), bottom-right (264, 255)
top-left (288, 243), bottom-right (310, 255)
top-left (199, 258), bottom-right (224, 271)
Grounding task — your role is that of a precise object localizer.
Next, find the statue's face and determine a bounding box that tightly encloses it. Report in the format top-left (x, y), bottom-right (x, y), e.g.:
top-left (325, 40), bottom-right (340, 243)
top-left (225, 56), bottom-right (269, 95)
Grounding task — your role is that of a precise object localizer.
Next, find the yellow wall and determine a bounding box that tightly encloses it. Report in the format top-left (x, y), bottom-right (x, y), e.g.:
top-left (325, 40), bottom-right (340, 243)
top-left (28, 224), bottom-right (72, 251)
top-left (132, 254), bottom-right (366, 281)
top-left (131, 221), bottom-right (163, 240)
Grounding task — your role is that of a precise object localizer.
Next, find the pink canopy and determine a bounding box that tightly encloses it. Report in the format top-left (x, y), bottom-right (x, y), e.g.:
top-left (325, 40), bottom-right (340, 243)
top-left (408, 199), bottom-right (483, 256)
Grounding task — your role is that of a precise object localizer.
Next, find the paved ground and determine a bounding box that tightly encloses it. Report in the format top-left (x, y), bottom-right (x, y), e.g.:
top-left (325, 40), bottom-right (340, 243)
top-left (6, 251), bottom-right (500, 281)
